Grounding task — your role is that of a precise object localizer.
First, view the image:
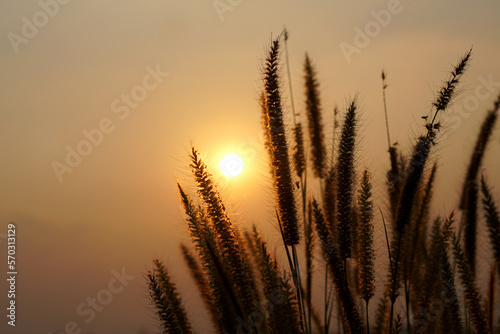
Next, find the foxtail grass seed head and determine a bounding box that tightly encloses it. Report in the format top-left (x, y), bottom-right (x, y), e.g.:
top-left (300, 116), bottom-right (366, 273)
top-left (323, 166), bottom-right (337, 237)
top-left (481, 174), bottom-right (500, 277)
top-left (452, 233), bottom-right (491, 334)
top-left (357, 170), bottom-right (375, 303)
top-left (248, 226), bottom-right (304, 333)
top-left (336, 98), bottom-right (358, 260)
top-left (432, 49), bottom-right (472, 116)
top-left (262, 38), bottom-right (299, 245)
top-left (148, 260), bottom-right (193, 333)
top-left (313, 200), bottom-right (365, 333)
top-left (304, 54), bottom-right (327, 178)
top-left (395, 136), bottom-right (431, 232)
top-left (440, 250), bottom-right (464, 334)
top-left (459, 93), bottom-right (500, 209)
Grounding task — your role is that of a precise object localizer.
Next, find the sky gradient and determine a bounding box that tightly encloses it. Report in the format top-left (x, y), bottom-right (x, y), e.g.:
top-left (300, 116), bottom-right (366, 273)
top-left (1, 1), bottom-right (500, 333)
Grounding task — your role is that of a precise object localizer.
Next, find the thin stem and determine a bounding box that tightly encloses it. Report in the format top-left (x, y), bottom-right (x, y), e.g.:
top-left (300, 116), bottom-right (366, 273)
top-left (326, 281), bottom-right (335, 333)
top-left (343, 258), bottom-right (348, 288)
top-left (277, 213), bottom-right (306, 332)
top-left (324, 263), bottom-right (328, 334)
top-left (404, 279), bottom-right (410, 333)
top-left (301, 153), bottom-right (309, 332)
top-left (366, 299), bottom-right (370, 334)
top-left (380, 208), bottom-right (393, 275)
top-left (388, 232), bottom-right (403, 334)
top-left (283, 26), bottom-right (297, 125)
top-left (293, 245), bottom-right (308, 333)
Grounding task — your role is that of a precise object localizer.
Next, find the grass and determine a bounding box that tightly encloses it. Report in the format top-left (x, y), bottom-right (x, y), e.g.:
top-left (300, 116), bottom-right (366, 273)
top-left (146, 34), bottom-right (500, 334)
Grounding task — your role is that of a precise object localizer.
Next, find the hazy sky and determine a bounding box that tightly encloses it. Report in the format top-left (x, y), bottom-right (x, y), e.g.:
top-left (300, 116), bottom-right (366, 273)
top-left (1, 1), bottom-right (500, 333)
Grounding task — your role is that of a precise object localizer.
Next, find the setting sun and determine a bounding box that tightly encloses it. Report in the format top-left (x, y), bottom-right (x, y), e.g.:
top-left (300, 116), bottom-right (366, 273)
top-left (219, 154), bottom-right (244, 177)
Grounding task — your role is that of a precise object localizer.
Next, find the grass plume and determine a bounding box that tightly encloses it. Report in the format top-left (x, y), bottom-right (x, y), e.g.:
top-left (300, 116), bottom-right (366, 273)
top-left (459, 93), bottom-right (500, 209)
top-left (336, 98), bottom-right (358, 261)
top-left (481, 175), bottom-right (500, 277)
top-left (452, 232), bottom-right (491, 334)
top-left (262, 37), bottom-right (300, 246)
top-left (145, 37), bottom-right (500, 334)
top-left (304, 54), bottom-right (327, 179)
top-left (357, 169), bottom-right (375, 333)
top-left (180, 244), bottom-right (219, 328)
top-left (147, 259), bottom-right (192, 334)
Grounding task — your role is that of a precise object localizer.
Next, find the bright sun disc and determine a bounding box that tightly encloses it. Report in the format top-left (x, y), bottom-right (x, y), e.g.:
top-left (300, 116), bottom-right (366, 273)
top-left (219, 154), bottom-right (244, 177)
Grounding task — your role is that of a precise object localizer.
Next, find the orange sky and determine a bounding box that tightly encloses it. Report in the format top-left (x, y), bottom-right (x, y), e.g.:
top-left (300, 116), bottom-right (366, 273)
top-left (1, 1), bottom-right (500, 333)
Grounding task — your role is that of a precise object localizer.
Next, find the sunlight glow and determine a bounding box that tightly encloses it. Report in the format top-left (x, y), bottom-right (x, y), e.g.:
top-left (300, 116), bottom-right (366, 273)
top-left (219, 154), bottom-right (244, 177)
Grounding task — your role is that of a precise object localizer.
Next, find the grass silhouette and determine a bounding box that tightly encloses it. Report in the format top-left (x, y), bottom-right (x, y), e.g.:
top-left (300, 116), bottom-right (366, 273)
top-left (146, 34), bottom-right (500, 334)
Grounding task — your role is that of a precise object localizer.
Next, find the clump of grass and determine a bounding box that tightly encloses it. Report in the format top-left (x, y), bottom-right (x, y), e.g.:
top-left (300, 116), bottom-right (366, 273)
top-left (180, 244), bottom-right (219, 327)
top-left (460, 95), bottom-right (500, 209)
top-left (147, 259), bottom-right (192, 333)
top-left (246, 226), bottom-right (304, 333)
top-left (413, 214), bottom-right (453, 333)
top-left (177, 183), bottom-right (242, 332)
top-left (146, 35), bottom-right (500, 334)
top-left (323, 166), bottom-right (337, 236)
top-left (385, 49), bottom-right (472, 333)
top-left (313, 199), bottom-right (364, 334)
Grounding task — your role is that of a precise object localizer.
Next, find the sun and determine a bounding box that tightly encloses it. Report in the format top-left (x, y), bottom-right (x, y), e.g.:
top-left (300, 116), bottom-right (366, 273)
top-left (219, 154), bottom-right (244, 177)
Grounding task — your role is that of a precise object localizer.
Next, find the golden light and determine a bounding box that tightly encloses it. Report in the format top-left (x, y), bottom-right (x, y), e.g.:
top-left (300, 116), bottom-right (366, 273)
top-left (219, 154), bottom-right (244, 177)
